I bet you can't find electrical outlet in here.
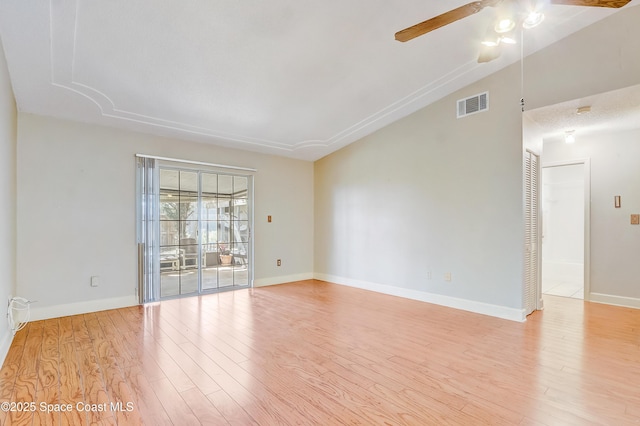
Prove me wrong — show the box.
[91,276,100,287]
[426,271,432,280]
[631,214,640,225]
[444,272,452,282]
[277,259,281,267]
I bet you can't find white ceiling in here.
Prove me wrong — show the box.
[0,0,636,161]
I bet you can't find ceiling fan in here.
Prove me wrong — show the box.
[395,0,631,62]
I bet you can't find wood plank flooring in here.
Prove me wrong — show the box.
[1,279,639,425]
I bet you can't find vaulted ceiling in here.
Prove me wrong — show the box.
[0,1,636,160]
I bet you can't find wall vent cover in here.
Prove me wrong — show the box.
[457,92,488,118]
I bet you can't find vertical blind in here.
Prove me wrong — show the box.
[136,157,160,303]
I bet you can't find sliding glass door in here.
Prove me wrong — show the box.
[199,172,250,291]
[159,169,200,297]
[137,158,252,302]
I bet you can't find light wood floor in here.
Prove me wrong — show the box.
[1,280,639,425]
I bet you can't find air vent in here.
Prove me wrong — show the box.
[457,92,488,118]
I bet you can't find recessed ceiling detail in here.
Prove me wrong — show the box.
[0,0,633,160]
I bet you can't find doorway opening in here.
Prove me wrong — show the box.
[540,161,589,300]
[137,157,253,302]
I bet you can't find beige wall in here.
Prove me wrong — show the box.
[17,114,314,319]
[314,4,640,318]
[543,129,640,306]
[525,4,640,308]
[9,4,640,327]
[0,36,17,361]
[315,64,526,318]
[525,5,640,110]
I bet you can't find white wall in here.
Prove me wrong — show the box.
[0,36,17,364]
[543,130,640,306]
[17,114,314,320]
[315,65,526,321]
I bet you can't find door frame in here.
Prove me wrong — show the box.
[540,158,591,303]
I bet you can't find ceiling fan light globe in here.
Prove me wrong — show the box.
[495,18,516,33]
[523,11,545,29]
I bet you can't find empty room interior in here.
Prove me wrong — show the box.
[1,1,640,425]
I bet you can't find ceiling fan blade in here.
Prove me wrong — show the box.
[477,45,502,63]
[550,0,630,7]
[395,0,503,42]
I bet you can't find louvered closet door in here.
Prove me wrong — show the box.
[524,151,540,316]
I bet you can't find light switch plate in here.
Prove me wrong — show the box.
[631,214,640,225]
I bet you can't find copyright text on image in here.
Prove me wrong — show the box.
[1,401,135,413]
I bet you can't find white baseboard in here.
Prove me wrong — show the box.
[253,273,314,288]
[0,329,13,367]
[589,293,640,309]
[314,273,527,322]
[29,295,139,321]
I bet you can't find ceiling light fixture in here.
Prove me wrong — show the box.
[481,38,500,47]
[565,130,576,144]
[495,18,516,33]
[500,30,517,44]
[481,30,516,49]
[523,11,545,29]
[480,7,538,52]
[481,26,502,47]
